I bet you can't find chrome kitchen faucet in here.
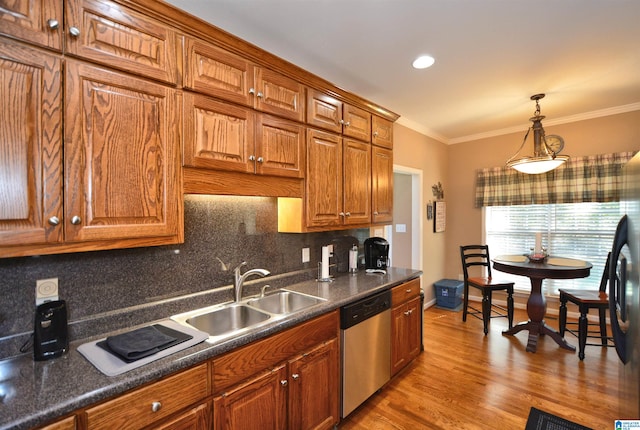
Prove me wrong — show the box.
[233,262,270,302]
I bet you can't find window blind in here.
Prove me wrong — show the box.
[485,202,622,295]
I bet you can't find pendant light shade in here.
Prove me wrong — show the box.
[507,94,569,174]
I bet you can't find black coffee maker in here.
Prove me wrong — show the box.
[364,237,390,272]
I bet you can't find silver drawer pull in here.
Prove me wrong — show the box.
[151,401,162,412]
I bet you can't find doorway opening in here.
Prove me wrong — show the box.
[388,165,423,271]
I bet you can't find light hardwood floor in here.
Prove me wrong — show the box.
[339,305,620,429]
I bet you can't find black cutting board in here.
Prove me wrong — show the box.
[96,324,193,363]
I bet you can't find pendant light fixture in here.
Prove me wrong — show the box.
[506,94,569,174]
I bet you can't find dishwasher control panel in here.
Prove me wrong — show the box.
[340,289,391,330]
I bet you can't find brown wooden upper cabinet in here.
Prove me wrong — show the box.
[184,37,305,122]
[307,89,372,142]
[372,115,394,149]
[64,0,179,84]
[0,37,182,257]
[0,0,63,50]
[303,130,371,229]
[183,93,305,178]
[372,146,394,224]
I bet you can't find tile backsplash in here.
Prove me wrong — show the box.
[0,195,368,359]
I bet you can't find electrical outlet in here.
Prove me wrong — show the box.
[36,278,59,305]
[302,247,310,263]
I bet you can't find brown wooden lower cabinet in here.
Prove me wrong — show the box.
[214,364,288,430]
[391,279,422,376]
[83,364,209,430]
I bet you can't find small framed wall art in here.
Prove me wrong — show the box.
[433,201,446,233]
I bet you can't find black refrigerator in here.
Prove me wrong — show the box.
[611,151,640,418]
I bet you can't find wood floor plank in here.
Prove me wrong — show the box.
[339,305,620,429]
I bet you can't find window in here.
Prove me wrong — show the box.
[485,202,622,295]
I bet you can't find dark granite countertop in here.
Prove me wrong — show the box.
[0,267,422,430]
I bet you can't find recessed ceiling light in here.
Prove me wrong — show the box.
[412,55,435,69]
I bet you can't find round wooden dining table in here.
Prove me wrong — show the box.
[492,256,592,353]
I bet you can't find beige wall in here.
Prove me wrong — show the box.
[444,110,640,279]
[393,124,449,302]
[394,110,640,302]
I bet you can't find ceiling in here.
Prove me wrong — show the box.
[164,0,640,144]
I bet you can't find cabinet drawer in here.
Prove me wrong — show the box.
[65,0,178,84]
[85,363,209,430]
[391,278,421,305]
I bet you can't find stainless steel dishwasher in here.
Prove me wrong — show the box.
[340,289,391,417]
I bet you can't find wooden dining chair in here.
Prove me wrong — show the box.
[558,252,615,360]
[460,245,514,335]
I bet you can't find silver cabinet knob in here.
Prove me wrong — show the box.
[70,215,82,225]
[257,157,264,163]
[151,401,162,412]
[339,212,345,217]
[47,19,59,29]
[280,380,288,386]
[406,289,413,293]
[69,26,80,37]
[249,88,255,95]
[291,373,300,380]
[48,216,60,226]
[249,155,256,161]
[256,92,264,98]
[345,212,351,217]
[373,131,379,137]
[373,211,379,215]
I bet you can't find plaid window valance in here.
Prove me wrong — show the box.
[475,151,637,207]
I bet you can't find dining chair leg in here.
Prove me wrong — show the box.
[507,289,514,329]
[462,283,469,322]
[578,306,588,361]
[559,294,568,337]
[598,307,608,346]
[482,290,491,335]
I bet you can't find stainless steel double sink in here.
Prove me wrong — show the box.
[171,290,326,342]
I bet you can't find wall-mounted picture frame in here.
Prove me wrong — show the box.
[434,201,446,233]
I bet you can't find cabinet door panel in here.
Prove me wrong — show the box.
[64,61,180,242]
[289,339,339,430]
[183,93,254,173]
[306,89,342,133]
[372,115,393,149]
[343,139,371,225]
[184,38,253,106]
[255,67,305,122]
[343,104,371,141]
[0,0,62,50]
[372,146,393,224]
[214,365,287,430]
[256,114,305,178]
[306,129,342,227]
[406,296,422,362]
[0,40,62,247]
[65,0,178,84]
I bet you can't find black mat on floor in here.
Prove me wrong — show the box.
[525,407,593,430]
